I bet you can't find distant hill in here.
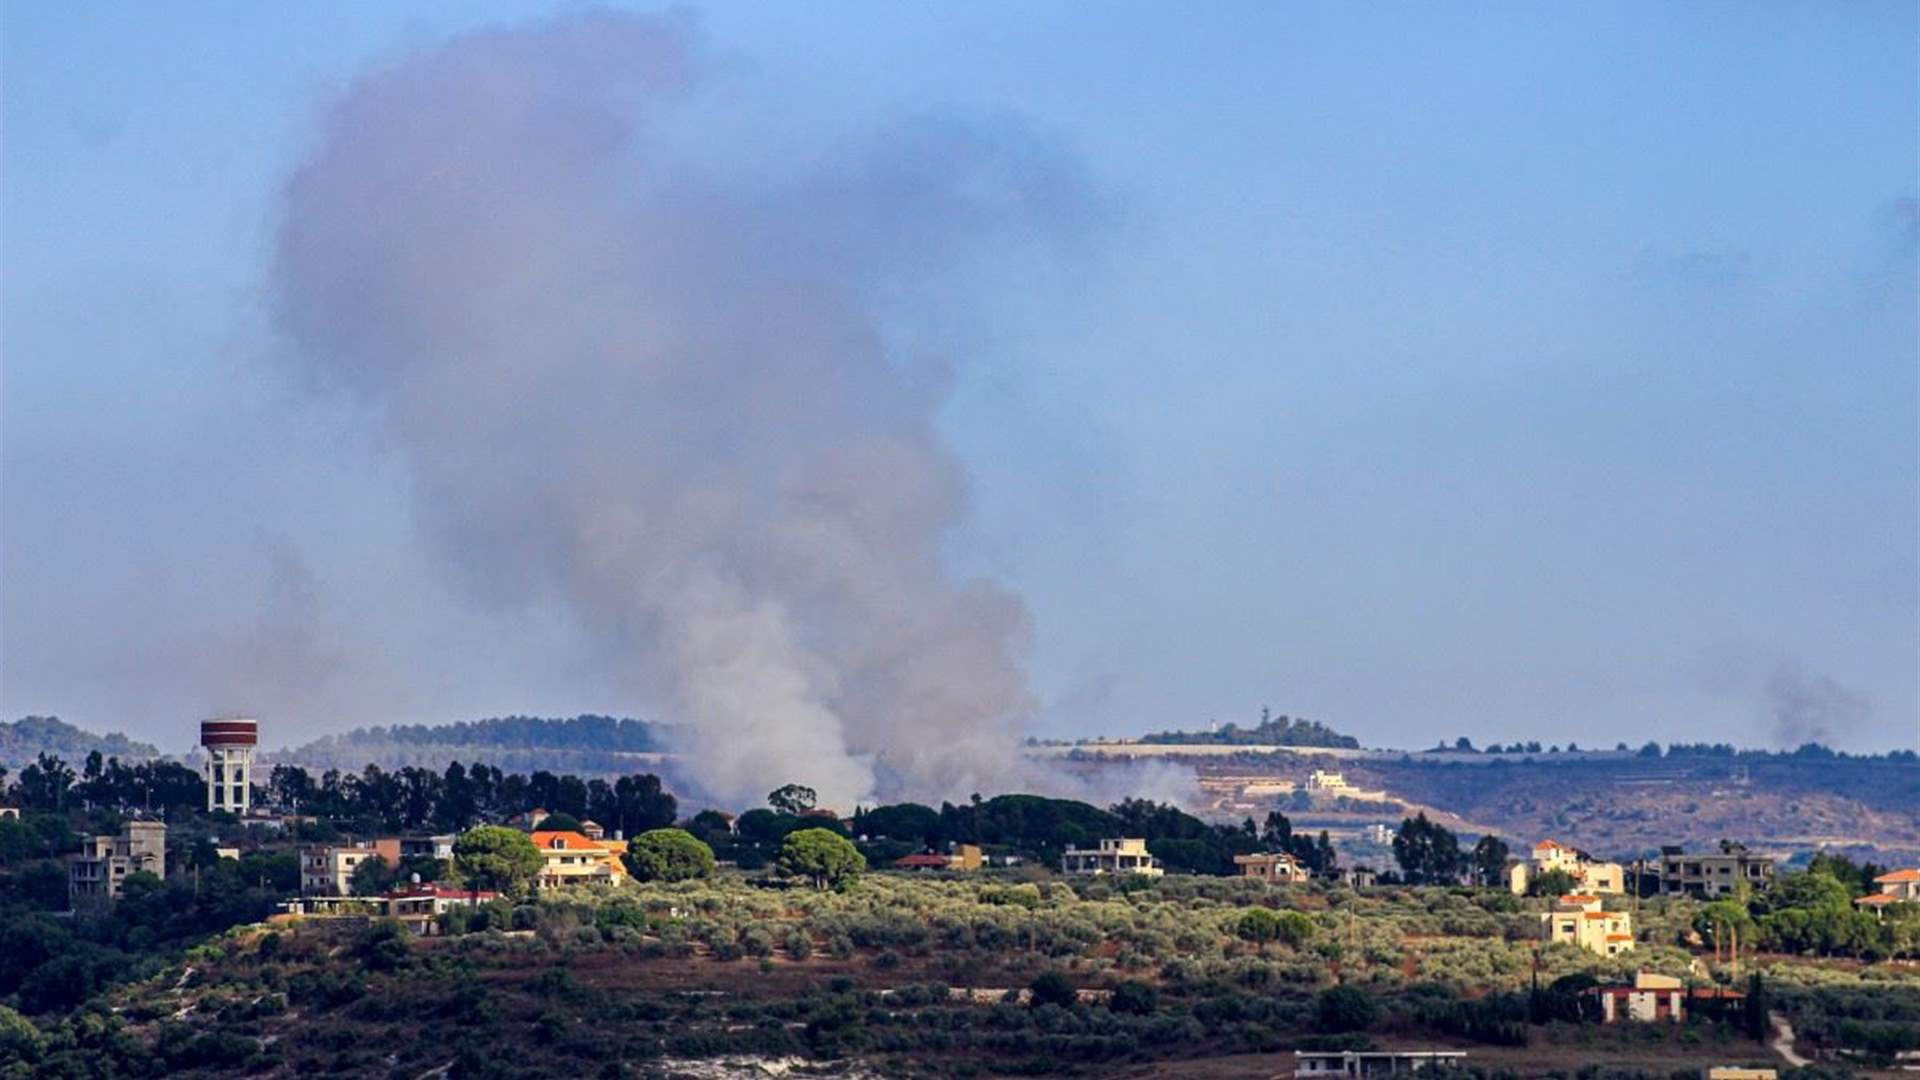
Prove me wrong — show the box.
[1312,751,1920,861]
[0,715,162,768]
[278,714,674,775]
[1140,708,1360,749]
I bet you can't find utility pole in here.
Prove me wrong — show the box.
[1730,922,1739,982]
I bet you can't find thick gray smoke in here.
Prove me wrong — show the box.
[272,12,1094,809]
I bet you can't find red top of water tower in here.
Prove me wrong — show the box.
[200,718,258,748]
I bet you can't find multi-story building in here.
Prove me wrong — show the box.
[1233,851,1311,884]
[1540,894,1635,956]
[530,830,628,889]
[386,883,500,935]
[301,844,383,896]
[1060,837,1163,877]
[399,834,456,861]
[1508,839,1625,895]
[1656,843,1774,897]
[280,883,499,935]
[69,820,167,904]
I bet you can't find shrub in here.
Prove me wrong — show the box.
[1316,985,1378,1033]
[1108,980,1158,1015]
[1028,971,1077,1010]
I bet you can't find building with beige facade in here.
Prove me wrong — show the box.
[1856,868,1920,916]
[70,820,167,904]
[1508,839,1625,895]
[1233,851,1311,884]
[301,844,382,896]
[894,843,985,872]
[1060,837,1163,877]
[531,830,628,888]
[1540,893,1635,956]
[1586,971,1745,1024]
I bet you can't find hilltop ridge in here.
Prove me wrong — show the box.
[0,716,160,768]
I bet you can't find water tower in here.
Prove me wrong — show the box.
[200,717,259,814]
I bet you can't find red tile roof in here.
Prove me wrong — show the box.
[895,854,951,868]
[1874,869,1920,883]
[530,830,605,851]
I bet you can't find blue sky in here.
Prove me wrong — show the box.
[3,3,1915,754]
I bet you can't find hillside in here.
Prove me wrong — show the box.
[1180,750,1920,862]
[0,715,161,768]
[29,874,1901,1078]
[277,714,673,775]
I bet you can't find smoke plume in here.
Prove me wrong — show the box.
[1764,661,1870,749]
[272,12,1094,809]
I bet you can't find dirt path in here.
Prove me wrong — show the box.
[1769,1011,1809,1068]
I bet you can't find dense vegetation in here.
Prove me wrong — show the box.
[1140,707,1360,748]
[278,714,675,774]
[1,739,1917,1076]
[0,717,159,769]
[5,873,1913,1077]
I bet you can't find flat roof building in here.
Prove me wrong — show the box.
[1061,837,1163,878]
[70,820,167,905]
[1657,843,1774,897]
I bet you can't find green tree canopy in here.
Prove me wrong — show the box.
[1528,867,1579,898]
[1392,813,1463,885]
[1470,835,1511,887]
[854,802,943,846]
[533,811,583,833]
[776,828,866,889]
[1027,970,1076,1009]
[1316,985,1378,1032]
[625,828,716,883]
[768,784,818,816]
[1237,907,1316,948]
[452,826,544,896]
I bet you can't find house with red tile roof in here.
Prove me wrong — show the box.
[1856,868,1920,916]
[1541,893,1635,956]
[1509,838,1625,895]
[530,830,628,889]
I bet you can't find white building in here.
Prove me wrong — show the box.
[1294,1050,1467,1076]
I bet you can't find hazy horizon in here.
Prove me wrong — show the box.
[4,4,1916,775]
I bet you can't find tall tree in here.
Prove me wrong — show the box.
[1470,835,1511,888]
[768,784,818,816]
[1392,813,1463,885]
